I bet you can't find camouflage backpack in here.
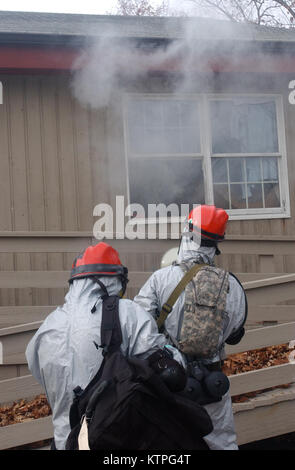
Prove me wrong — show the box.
[157,263,229,359]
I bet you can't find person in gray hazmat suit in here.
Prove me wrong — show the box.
[25,242,186,450]
[134,205,247,450]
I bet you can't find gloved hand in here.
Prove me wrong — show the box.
[225,327,245,345]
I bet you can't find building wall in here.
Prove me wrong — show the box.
[0,74,112,233]
[0,72,295,306]
[0,74,108,305]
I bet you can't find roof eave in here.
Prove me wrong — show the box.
[1,32,295,54]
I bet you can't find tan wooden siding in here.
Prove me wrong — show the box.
[1,232,295,306]
[0,74,111,234]
[0,271,294,365]
[0,416,53,450]
[1,73,295,238]
[0,73,295,307]
[0,74,108,306]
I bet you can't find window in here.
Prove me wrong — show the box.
[126,97,205,215]
[124,94,289,220]
[210,99,279,154]
[209,97,285,215]
[212,157,280,210]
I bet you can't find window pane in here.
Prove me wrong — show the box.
[128,158,205,212]
[229,158,245,182]
[212,158,227,183]
[163,101,180,127]
[246,158,262,182]
[230,184,247,209]
[264,183,280,208]
[164,128,182,154]
[247,183,263,208]
[127,99,200,155]
[128,100,144,127]
[181,126,200,154]
[210,99,278,154]
[129,126,145,154]
[213,184,229,210]
[212,157,281,210]
[144,128,166,154]
[179,101,200,129]
[144,100,163,128]
[263,157,278,181]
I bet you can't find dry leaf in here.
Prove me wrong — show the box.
[223,343,295,403]
[0,394,51,427]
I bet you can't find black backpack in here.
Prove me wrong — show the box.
[65,294,213,450]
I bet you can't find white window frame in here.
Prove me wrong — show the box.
[123,93,290,222]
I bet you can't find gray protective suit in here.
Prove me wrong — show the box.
[134,235,246,450]
[26,275,184,450]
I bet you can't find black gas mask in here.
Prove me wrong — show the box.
[147,347,187,393]
[179,362,230,406]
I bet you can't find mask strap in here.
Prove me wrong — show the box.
[118,275,128,298]
[91,277,109,313]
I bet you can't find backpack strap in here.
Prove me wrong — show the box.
[100,295,122,356]
[68,295,122,432]
[225,272,248,345]
[157,263,206,330]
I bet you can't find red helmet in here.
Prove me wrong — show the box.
[188,205,228,243]
[69,242,128,283]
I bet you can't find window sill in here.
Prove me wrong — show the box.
[227,209,290,220]
[126,210,290,224]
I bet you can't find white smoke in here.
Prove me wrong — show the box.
[70,16,270,109]
[70,17,226,108]
[71,35,186,109]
